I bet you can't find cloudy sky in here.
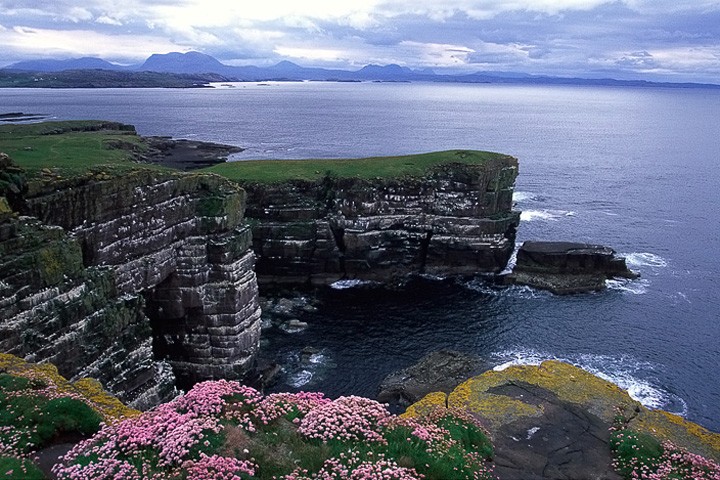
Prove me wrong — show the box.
[1,0,719,82]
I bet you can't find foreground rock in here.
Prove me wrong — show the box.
[242,152,521,285]
[405,361,720,479]
[1,159,261,407]
[378,350,487,406]
[506,241,638,294]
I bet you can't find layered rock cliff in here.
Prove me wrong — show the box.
[1,166,261,407]
[240,153,520,285]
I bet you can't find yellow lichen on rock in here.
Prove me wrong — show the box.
[0,196,12,216]
[633,410,720,462]
[405,359,720,462]
[0,353,138,422]
[447,374,542,429]
[401,391,447,418]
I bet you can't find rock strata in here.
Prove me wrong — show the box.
[1,160,261,406]
[506,241,638,294]
[242,154,520,285]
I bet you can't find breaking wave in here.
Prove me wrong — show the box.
[520,209,576,222]
[491,349,688,416]
[623,252,668,269]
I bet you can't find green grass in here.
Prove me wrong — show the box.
[0,456,46,480]
[0,120,155,176]
[204,149,510,183]
[610,428,664,479]
[0,377,103,452]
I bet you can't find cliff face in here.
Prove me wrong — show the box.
[243,157,520,285]
[1,168,261,407]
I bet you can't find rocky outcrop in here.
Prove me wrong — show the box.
[506,241,638,294]
[405,361,720,479]
[377,350,488,406]
[1,165,261,407]
[242,153,520,285]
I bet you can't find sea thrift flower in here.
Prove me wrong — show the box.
[299,396,391,443]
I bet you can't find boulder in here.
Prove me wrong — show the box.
[506,241,638,294]
[377,350,487,406]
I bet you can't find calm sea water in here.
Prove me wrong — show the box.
[2,82,719,430]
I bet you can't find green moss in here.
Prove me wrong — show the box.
[36,240,84,286]
[0,456,47,480]
[205,150,515,183]
[610,428,664,479]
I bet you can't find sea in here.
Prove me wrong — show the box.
[2,82,719,431]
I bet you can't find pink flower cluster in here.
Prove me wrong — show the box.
[49,380,497,480]
[254,392,331,425]
[299,396,391,443]
[53,380,259,480]
[618,440,720,480]
[186,453,257,480]
[287,451,423,480]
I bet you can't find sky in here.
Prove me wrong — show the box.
[1,1,719,82]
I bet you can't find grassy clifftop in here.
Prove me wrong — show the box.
[0,120,156,177]
[205,149,516,183]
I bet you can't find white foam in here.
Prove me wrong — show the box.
[330,279,378,290]
[288,370,313,388]
[606,278,649,295]
[491,349,688,416]
[465,280,549,299]
[526,427,540,440]
[520,209,575,222]
[512,191,535,202]
[308,353,326,365]
[623,252,668,269]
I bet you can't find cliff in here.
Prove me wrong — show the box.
[225,151,520,285]
[1,163,261,407]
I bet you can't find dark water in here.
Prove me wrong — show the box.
[2,83,719,430]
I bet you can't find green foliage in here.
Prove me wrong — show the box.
[248,421,331,479]
[205,150,509,183]
[41,398,102,438]
[610,428,663,479]
[0,382,101,452]
[437,414,494,460]
[0,456,47,480]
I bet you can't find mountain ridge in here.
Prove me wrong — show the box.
[4,51,720,88]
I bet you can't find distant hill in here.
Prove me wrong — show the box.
[0,69,231,88]
[139,51,229,75]
[7,57,128,72]
[3,51,719,89]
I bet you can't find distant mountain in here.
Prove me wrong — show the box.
[356,64,415,80]
[7,57,128,72]
[139,51,230,75]
[3,51,719,89]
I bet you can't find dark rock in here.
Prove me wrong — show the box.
[507,241,638,294]
[378,350,486,405]
[488,382,622,480]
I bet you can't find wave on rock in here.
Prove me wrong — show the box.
[491,348,688,416]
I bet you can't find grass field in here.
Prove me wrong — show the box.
[0,120,153,176]
[204,149,509,183]
[1,120,508,183]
